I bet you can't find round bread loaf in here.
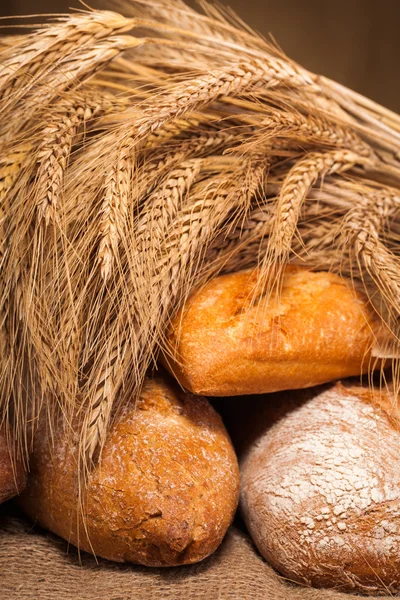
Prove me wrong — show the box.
[240,383,400,594]
[19,375,239,566]
[0,427,27,504]
[163,266,381,396]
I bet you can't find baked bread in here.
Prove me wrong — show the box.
[0,427,27,504]
[19,375,239,566]
[163,266,381,396]
[240,382,400,594]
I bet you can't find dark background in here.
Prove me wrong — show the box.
[1,0,399,111]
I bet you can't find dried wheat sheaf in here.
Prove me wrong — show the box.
[1,0,400,471]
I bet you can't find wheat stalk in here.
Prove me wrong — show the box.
[98,147,134,282]
[81,156,265,464]
[139,58,318,130]
[36,93,120,225]
[137,128,238,202]
[2,3,400,469]
[254,110,372,156]
[1,95,122,396]
[61,128,240,399]
[95,128,237,282]
[152,156,267,336]
[263,150,368,275]
[343,187,400,311]
[22,36,140,131]
[104,54,319,167]
[0,11,136,109]
[83,158,203,461]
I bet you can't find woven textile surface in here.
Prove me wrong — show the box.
[0,507,394,600]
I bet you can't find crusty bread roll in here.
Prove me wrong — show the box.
[240,382,400,594]
[0,427,27,504]
[163,266,381,396]
[19,375,239,566]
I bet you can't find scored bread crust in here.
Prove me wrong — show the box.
[163,266,381,396]
[19,375,239,566]
[0,427,27,504]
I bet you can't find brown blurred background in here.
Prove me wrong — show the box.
[1,0,399,111]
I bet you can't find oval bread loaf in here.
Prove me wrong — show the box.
[19,375,240,566]
[0,427,27,504]
[163,266,381,396]
[240,383,400,594]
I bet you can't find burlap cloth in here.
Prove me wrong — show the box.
[0,504,394,600]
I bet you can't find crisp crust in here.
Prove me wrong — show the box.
[0,428,27,504]
[19,375,239,566]
[240,383,400,594]
[163,266,381,396]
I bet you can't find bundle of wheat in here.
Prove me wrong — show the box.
[1,0,400,476]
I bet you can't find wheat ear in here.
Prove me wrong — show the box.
[344,188,400,313]
[154,156,267,340]
[82,158,203,463]
[36,94,119,225]
[106,54,318,162]
[258,110,372,156]
[98,147,134,282]
[0,12,136,115]
[266,150,367,269]
[96,128,237,281]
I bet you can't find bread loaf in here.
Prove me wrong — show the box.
[163,266,381,396]
[0,427,27,504]
[240,382,400,594]
[19,375,239,566]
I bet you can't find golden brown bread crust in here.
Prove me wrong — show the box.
[163,266,381,396]
[0,427,27,504]
[19,375,239,566]
[240,383,400,594]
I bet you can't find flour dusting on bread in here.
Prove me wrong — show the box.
[241,383,400,593]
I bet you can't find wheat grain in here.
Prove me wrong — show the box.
[96,127,237,282]
[204,197,343,275]
[81,156,266,463]
[138,128,237,198]
[0,36,142,148]
[140,58,317,132]
[0,143,32,202]
[64,129,239,416]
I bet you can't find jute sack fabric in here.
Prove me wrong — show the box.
[0,508,394,600]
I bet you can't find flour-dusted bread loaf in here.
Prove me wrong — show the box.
[240,382,400,594]
[163,266,381,396]
[19,375,239,566]
[0,427,27,504]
